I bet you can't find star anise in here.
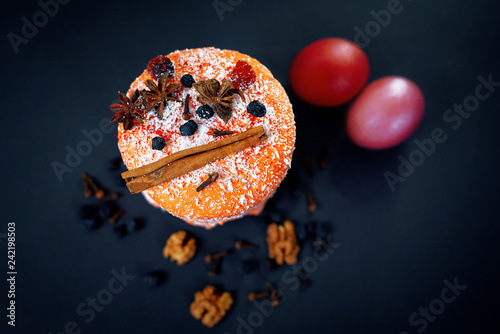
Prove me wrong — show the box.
[140,74,181,120]
[109,90,145,130]
[193,79,245,123]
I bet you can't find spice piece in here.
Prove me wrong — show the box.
[235,240,259,250]
[248,283,281,306]
[196,172,219,192]
[307,190,318,212]
[266,220,300,266]
[229,60,257,91]
[267,283,282,306]
[163,231,196,265]
[121,126,267,194]
[204,249,232,263]
[193,79,245,123]
[140,74,181,119]
[81,173,93,197]
[248,290,271,301]
[81,173,105,199]
[182,94,191,120]
[190,285,233,328]
[109,90,145,130]
[108,209,124,224]
[205,249,233,276]
[211,129,235,137]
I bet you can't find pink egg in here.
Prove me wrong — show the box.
[347,76,425,149]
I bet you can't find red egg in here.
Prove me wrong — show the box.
[346,76,424,149]
[289,38,370,107]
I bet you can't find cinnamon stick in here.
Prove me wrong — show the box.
[122,125,267,194]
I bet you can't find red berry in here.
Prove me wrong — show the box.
[147,55,174,79]
[229,60,256,90]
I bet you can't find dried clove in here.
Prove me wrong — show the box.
[182,94,191,120]
[307,190,318,212]
[196,172,219,192]
[235,240,259,250]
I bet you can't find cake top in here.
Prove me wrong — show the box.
[111,47,295,227]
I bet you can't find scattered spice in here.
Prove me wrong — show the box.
[211,129,235,137]
[196,172,219,192]
[81,173,105,199]
[109,90,145,131]
[235,240,259,250]
[190,285,233,328]
[204,249,233,263]
[248,283,281,306]
[205,249,233,276]
[81,173,93,197]
[108,209,124,224]
[193,79,245,123]
[121,126,267,194]
[140,74,181,119]
[248,290,270,301]
[163,231,196,265]
[266,220,300,266]
[307,190,318,212]
[182,94,191,120]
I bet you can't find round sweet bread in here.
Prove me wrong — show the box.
[115,47,295,228]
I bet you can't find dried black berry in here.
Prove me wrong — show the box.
[79,204,99,219]
[180,74,195,88]
[315,222,328,240]
[295,224,307,242]
[126,218,145,233]
[179,120,198,136]
[97,200,114,220]
[143,270,167,287]
[152,136,166,150]
[113,223,128,238]
[259,259,277,272]
[107,157,122,171]
[81,217,103,230]
[238,259,258,275]
[247,100,267,117]
[305,222,317,239]
[196,105,214,119]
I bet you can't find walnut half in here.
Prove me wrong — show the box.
[162,230,196,265]
[190,285,233,328]
[266,220,300,265]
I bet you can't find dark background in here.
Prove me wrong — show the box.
[1,0,499,333]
